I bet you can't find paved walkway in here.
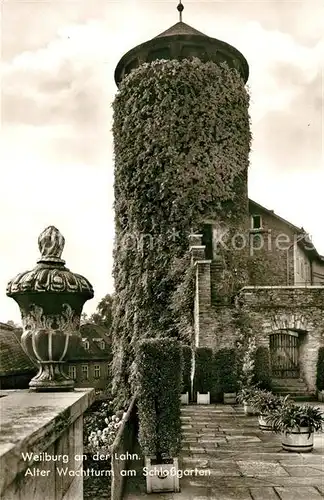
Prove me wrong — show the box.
[124,403,324,500]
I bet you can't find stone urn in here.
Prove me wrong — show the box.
[6,226,94,391]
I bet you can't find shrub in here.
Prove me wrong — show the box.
[136,338,182,461]
[253,346,272,390]
[214,348,238,393]
[88,411,126,456]
[182,345,192,395]
[236,334,257,390]
[194,347,214,394]
[83,401,114,444]
[316,347,324,391]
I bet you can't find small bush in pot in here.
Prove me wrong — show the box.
[136,337,182,460]
[194,347,213,403]
[253,346,272,390]
[181,344,192,402]
[266,403,324,452]
[215,348,238,403]
[136,338,182,492]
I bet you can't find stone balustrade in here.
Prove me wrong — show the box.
[0,388,95,500]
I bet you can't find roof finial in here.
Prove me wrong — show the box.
[177,1,184,22]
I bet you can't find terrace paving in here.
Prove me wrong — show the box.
[124,403,324,500]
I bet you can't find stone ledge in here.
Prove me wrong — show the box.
[241,286,324,290]
[0,388,95,496]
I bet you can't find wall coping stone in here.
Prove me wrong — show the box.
[240,286,324,290]
[0,388,95,496]
[111,394,137,454]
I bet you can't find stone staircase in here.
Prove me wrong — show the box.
[272,378,315,401]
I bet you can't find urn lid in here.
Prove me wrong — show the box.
[114,1,249,86]
[6,226,94,298]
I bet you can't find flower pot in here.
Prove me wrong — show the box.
[223,392,237,404]
[243,402,257,415]
[258,414,272,431]
[144,457,180,493]
[180,392,189,405]
[197,392,210,404]
[281,427,314,452]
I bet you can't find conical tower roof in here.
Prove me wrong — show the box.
[114,4,249,86]
[155,21,206,38]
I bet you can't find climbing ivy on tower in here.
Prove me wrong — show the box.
[112,58,251,405]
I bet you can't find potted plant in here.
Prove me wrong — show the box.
[267,402,324,452]
[194,347,213,404]
[249,390,287,430]
[136,338,182,493]
[181,345,192,404]
[215,348,238,404]
[316,347,324,402]
[237,386,258,415]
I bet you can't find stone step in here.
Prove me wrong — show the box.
[272,379,308,388]
[272,388,309,393]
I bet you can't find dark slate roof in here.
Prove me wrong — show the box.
[66,323,112,362]
[0,323,36,376]
[155,21,206,38]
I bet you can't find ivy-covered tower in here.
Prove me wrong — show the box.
[112,2,251,404]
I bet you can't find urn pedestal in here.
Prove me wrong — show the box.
[6,226,94,391]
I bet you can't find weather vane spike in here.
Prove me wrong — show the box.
[177,1,184,22]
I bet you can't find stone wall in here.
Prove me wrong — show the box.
[238,286,324,392]
[199,306,238,350]
[0,388,95,500]
[194,265,324,392]
[246,208,296,286]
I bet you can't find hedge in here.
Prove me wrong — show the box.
[194,347,214,394]
[182,345,192,395]
[111,57,251,404]
[135,338,182,460]
[316,347,324,391]
[214,348,238,393]
[253,346,272,390]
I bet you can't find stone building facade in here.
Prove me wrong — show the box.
[192,203,324,394]
[64,323,112,399]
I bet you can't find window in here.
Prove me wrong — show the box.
[94,365,100,379]
[201,224,213,260]
[82,339,89,350]
[301,261,304,279]
[251,215,262,229]
[100,341,105,350]
[69,365,76,380]
[82,364,89,380]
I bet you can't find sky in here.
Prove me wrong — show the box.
[0,0,323,324]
